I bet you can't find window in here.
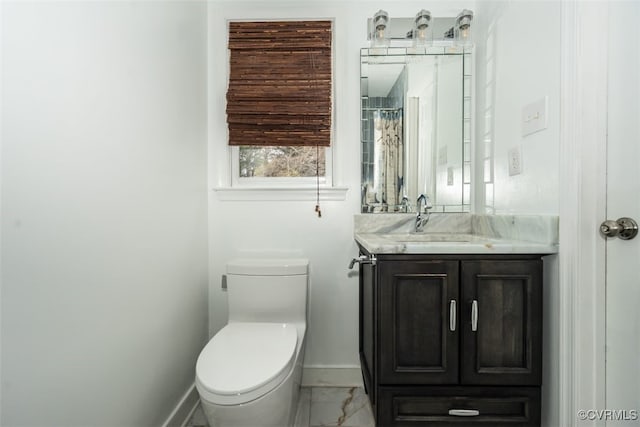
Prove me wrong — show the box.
[226,21,332,186]
[230,145,331,187]
[238,146,325,178]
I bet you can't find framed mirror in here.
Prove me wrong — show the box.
[360,47,472,213]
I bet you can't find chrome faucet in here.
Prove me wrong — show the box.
[415,194,432,232]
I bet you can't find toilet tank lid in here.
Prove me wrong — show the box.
[227,258,308,276]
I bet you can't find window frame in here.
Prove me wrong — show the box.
[226,19,335,190]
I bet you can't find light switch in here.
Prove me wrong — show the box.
[447,167,454,186]
[522,97,548,136]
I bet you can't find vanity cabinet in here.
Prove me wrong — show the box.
[358,251,543,427]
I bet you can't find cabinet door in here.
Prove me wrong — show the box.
[461,260,542,386]
[359,258,376,406]
[379,260,459,385]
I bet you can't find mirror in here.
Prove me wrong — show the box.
[360,47,472,213]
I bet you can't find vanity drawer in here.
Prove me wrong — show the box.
[377,386,540,427]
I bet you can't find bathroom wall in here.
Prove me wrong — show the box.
[207,0,473,370]
[473,2,561,426]
[474,1,561,215]
[0,0,563,424]
[1,2,208,425]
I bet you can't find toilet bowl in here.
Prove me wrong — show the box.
[195,258,308,427]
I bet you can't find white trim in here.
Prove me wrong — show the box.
[162,383,200,427]
[213,186,349,201]
[0,1,4,423]
[559,2,608,426]
[179,399,201,427]
[226,18,337,191]
[559,3,579,424]
[469,45,479,213]
[301,367,363,388]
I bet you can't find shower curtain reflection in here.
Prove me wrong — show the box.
[372,109,404,211]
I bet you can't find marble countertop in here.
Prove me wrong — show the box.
[355,232,558,255]
[354,213,559,255]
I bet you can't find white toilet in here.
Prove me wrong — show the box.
[195,258,309,427]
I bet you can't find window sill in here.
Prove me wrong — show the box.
[213,186,350,202]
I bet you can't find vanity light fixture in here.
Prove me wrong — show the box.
[371,10,390,47]
[413,9,432,46]
[455,9,474,46]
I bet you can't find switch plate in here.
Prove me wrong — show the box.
[447,167,454,186]
[508,146,523,176]
[522,96,548,136]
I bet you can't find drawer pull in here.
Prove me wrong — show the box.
[471,299,478,332]
[449,300,457,331]
[449,409,480,417]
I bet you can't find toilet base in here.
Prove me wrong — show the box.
[199,357,302,427]
[198,333,305,427]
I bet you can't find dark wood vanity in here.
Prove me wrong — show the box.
[358,247,543,426]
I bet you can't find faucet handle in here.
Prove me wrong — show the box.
[424,195,433,210]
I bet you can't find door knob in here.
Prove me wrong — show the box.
[600,217,638,240]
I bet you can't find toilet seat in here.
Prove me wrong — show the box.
[196,322,298,405]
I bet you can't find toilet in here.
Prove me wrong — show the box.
[195,258,309,427]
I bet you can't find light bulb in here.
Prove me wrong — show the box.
[371,10,390,47]
[455,9,474,46]
[413,9,431,46]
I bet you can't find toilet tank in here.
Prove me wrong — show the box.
[226,258,308,324]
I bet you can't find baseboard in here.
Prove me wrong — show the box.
[301,366,363,387]
[162,383,200,427]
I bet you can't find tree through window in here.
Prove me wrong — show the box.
[239,146,326,178]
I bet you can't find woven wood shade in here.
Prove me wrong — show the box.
[227,21,332,147]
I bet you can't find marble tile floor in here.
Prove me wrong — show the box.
[186,386,375,427]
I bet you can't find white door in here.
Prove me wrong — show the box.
[605,2,640,424]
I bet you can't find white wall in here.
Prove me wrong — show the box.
[207,0,473,369]
[474,2,561,426]
[474,1,561,215]
[1,2,208,425]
